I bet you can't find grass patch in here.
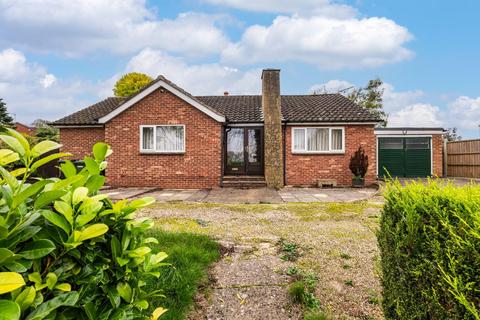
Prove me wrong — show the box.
[145,229,220,320]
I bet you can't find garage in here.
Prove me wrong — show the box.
[375,128,445,178]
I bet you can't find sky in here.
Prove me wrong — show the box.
[0,0,479,138]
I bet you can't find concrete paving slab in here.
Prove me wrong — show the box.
[146,189,199,202]
[204,188,283,204]
[103,187,158,200]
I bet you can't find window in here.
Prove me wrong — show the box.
[292,127,344,153]
[406,137,430,149]
[140,125,185,153]
[379,138,403,150]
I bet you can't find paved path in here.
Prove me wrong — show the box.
[103,187,378,203]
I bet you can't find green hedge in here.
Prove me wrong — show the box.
[378,180,480,319]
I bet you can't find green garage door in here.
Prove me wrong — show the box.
[378,137,431,178]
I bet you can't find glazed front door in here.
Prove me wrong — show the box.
[225,127,264,175]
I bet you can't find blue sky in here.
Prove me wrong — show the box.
[0,0,479,137]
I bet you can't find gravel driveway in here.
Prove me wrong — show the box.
[140,200,384,319]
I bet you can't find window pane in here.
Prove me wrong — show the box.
[156,126,184,151]
[406,138,430,149]
[142,127,154,150]
[380,138,403,149]
[307,128,328,151]
[293,129,305,151]
[331,129,343,150]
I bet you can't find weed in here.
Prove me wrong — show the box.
[287,266,300,276]
[344,280,354,287]
[304,310,330,320]
[367,290,380,305]
[340,253,351,260]
[289,281,306,303]
[342,264,351,270]
[277,238,302,261]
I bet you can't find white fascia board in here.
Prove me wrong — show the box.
[98,80,225,123]
[375,129,444,135]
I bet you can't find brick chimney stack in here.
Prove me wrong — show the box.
[224,91,229,96]
[262,69,284,189]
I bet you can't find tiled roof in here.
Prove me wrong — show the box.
[52,82,379,125]
[52,97,125,125]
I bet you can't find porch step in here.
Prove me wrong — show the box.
[222,176,266,188]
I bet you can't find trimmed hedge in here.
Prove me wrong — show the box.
[378,179,480,319]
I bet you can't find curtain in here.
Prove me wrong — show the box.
[307,128,328,151]
[331,129,343,150]
[156,126,184,151]
[293,129,305,151]
[142,127,154,150]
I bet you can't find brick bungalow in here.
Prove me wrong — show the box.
[52,69,427,189]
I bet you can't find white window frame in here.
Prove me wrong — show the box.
[139,124,186,154]
[291,127,345,154]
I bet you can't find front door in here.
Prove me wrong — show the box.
[225,127,264,175]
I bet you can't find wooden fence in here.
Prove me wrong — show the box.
[447,139,480,178]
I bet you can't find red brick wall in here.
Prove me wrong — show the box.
[59,127,105,159]
[104,88,222,188]
[285,125,377,186]
[432,134,444,177]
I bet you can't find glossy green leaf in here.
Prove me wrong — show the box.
[76,224,108,242]
[134,299,148,309]
[116,282,132,303]
[0,299,21,320]
[31,140,62,158]
[24,291,79,320]
[0,166,19,189]
[0,272,25,294]
[5,128,30,154]
[0,149,19,166]
[34,190,67,209]
[129,197,155,209]
[0,248,15,265]
[151,307,168,320]
[59,160,76,178]
[144,237,159,244]
[111,236,121,262]
[45,273,57,290]
[55,283,71,292]
[19,239,55,259]
[75,212,96,228]
[53,201,73,225]
[28,272,42,284]
[128,246,151,258]
[5,259,33,273]
[41,210,70,234]
[72,187,89,205]
[51,174,83,190]
[83,157,100,175]
[0,135,25,156]
[14,286,36,312]
[13,180,51,209]
[93,142,110,162]
[85,175,105,193]
[31,153,71,171]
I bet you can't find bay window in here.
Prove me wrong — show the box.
[140,125,185,153]
[292,127,344,153]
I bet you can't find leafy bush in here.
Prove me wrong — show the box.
[0,128,167,319]
[378,179,480,319]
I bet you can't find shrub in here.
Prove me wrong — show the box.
[378,179,480,319]
[349,147,368,178]
[0,128,167,319]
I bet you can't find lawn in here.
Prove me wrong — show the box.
[139,199,384,319]
[145,230,220,320]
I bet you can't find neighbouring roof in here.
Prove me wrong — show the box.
[52,77,380,126]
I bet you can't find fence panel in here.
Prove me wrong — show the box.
[447,139,480,178]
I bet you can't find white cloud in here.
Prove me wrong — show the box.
[222,15,413,68]
[120,48,261,95]
[309,80,354,93]
[0,1,230,57]
[202,0,357,18]
[382,83,424,112]
[448,96,480,130]
[40,74,57,88]
[0,48,94,124]
[388,104,443,127]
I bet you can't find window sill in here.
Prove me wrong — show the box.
[140,151,185,155]
[291,151,345,155]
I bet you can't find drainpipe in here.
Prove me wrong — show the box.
[283,121,287,186]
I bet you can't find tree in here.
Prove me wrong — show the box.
[0,98,14,128]
[444,127,462,142]
[32,119,60,142]
[347,78,388,127]
[113,72,153,97]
